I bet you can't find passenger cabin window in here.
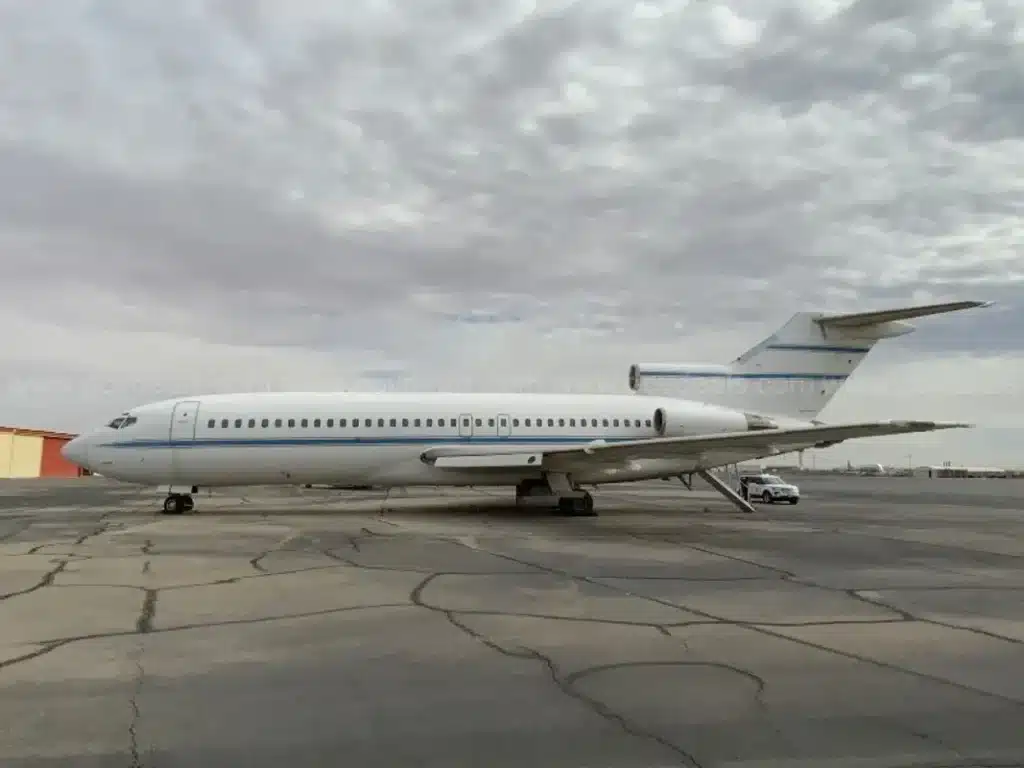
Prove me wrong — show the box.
[234,419,242,428]
[261,418,269,427]
[275,419,282,427]
[248,419,255,428]
[301,419,308,428]
[327,419,334,427]
[314,419,321,427]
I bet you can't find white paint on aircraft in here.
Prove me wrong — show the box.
[62,301,989,515]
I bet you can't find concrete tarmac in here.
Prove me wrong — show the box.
[1,475,1022,767]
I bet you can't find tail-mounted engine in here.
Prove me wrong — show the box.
[652,405,776,437]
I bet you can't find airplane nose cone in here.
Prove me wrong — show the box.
[62,436,89,469]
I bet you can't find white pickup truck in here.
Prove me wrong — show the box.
[738,474,800,504]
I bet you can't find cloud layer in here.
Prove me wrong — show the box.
[1,0,1022,466]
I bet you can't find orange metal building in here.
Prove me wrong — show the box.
[0,426,84,478]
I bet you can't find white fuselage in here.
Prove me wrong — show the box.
[66,391,793,488]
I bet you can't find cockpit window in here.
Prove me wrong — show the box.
[106,416,137,429]
[121,416,137,428]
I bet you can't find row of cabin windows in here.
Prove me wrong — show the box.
[205,416,654,430]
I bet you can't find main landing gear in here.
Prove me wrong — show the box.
[161,486,198,514]
[516,475,596,516]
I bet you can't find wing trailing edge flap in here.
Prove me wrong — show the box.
[420,421,971,471]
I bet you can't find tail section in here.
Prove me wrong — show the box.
[628,300,991,420]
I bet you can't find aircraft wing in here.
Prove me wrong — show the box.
[420,420,970,472]
[540,420,968,468]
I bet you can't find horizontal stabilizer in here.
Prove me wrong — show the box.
[817,301,993,328]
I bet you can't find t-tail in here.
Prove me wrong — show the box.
[628,300,992,421]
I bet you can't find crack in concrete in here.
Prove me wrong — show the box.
[127,580,156,768]
[248,552,269,572]
[137,590,157,634]
[5,488,1022,765]
[386,523,1024,714]
[0,558,68,601]
[0,603,417,672]
[128,650,145,768]
[408,573,703,766]
[632,530,1024,647]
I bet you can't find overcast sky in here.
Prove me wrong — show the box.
[1,0,1021,467]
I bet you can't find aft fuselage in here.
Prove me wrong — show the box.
[63,391,804,488]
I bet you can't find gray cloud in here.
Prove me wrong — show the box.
[1,0,1022,464]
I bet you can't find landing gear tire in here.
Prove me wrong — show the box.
[761,491,772,504]
[555,492,595,517]
[162,494,194,515]
[788,498,798,505]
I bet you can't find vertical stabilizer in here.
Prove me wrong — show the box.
[628,301,991,420]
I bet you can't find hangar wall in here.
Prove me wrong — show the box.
[41,436,83,477]
[0,432,11,477]
[9,434,43,477]
[0,427,83,478]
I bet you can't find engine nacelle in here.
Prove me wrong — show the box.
[650,401,763,437]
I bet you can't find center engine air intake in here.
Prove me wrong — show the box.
[653,407,666,436]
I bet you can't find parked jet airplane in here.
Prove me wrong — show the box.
[62,300,988,516]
